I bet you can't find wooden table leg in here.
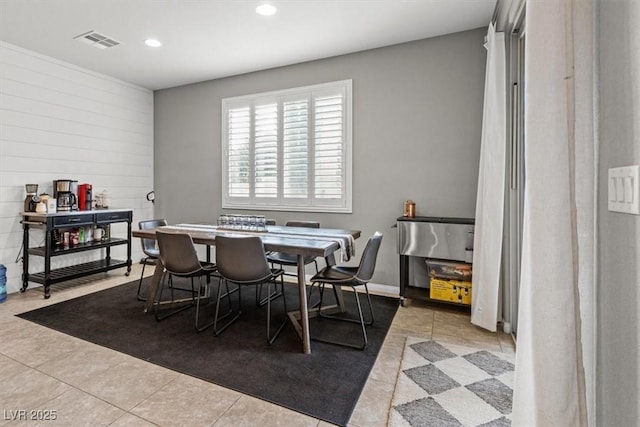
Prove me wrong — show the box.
[143,261,165,313]
[297,254,311,354]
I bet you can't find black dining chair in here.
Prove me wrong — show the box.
[154,230,218,324]
[213,235,288,344]
[309,232,383,350]
[267,220,320,273]
[264,220,320,306]
[136,218,168,301]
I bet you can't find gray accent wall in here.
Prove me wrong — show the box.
[597,2,640,425]
[154,28,487,286]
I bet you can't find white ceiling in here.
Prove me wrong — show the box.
[0,0,496,91]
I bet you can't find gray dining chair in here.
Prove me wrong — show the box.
[309,232,383,350]
[136,218,167,301]
[154,230,218,324]
[213,235,288,344]
[264,220,320,306]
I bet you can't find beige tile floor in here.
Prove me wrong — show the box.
[0,265,515,426]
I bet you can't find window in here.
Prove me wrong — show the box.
[222,80,352,213]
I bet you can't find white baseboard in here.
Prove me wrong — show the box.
[366,282,400,297]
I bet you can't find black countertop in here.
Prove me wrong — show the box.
[396,216,475,225]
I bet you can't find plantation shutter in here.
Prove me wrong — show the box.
[314,93,344,200]
[227,106,250,198]
[283,99,309,198]
[254,103,278,198]
[222,80,351,212]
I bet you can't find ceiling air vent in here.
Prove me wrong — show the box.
[73,31,120,49]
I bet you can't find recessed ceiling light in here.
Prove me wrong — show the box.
[256,3,277,16]
[145,39,162,47]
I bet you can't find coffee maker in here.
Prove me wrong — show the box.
[24,184,39,212]
[78,183,92,211]
[53,179,78,212]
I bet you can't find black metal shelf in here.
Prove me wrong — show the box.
[27,259,128,285]
[28,238,128,257]
[21,209,132,298]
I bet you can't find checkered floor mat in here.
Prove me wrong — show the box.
[388,338,515,427]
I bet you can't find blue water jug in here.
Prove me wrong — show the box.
[0,264,6,303]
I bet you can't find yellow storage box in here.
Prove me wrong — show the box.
[429,278,472,305]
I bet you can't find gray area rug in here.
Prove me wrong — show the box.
[389,338,515,427]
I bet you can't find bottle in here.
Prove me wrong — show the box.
[0,264,7,303]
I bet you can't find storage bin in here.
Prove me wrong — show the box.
[426,259,472,281]
[429,278,472,305]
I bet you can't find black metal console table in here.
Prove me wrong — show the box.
[21,209,133,298]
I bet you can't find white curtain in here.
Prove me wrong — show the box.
[512,0,594,424]
[471,22,506,332]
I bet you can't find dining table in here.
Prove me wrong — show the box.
[132,223,361,354]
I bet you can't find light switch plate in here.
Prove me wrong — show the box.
[608,165,640,214]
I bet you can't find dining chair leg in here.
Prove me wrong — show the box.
[310,283,372,350]
[267,276,289,345]
[136,256,150,301]
[256,281,282,307]
[363,284,375,325]
[154,271,195,321]
[169,275,175,302]
[213,279,241,336]
[196,276,227,332]
[195,276,210,332]
[352,288,369,349]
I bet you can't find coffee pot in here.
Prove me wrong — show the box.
[57,192,76,212]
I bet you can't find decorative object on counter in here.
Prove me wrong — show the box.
[35,201,47,213]
[94,190,110,209]
[24,184,39,212]
[403,200,416,218]
[39,193,50,211]
[100,190,109,208]
[0,264,6,303]
[46,197,57,213]
[217,214,268,232]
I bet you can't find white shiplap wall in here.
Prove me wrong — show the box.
[0,41,154,294]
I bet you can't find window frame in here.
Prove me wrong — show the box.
[221,79,353,213]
